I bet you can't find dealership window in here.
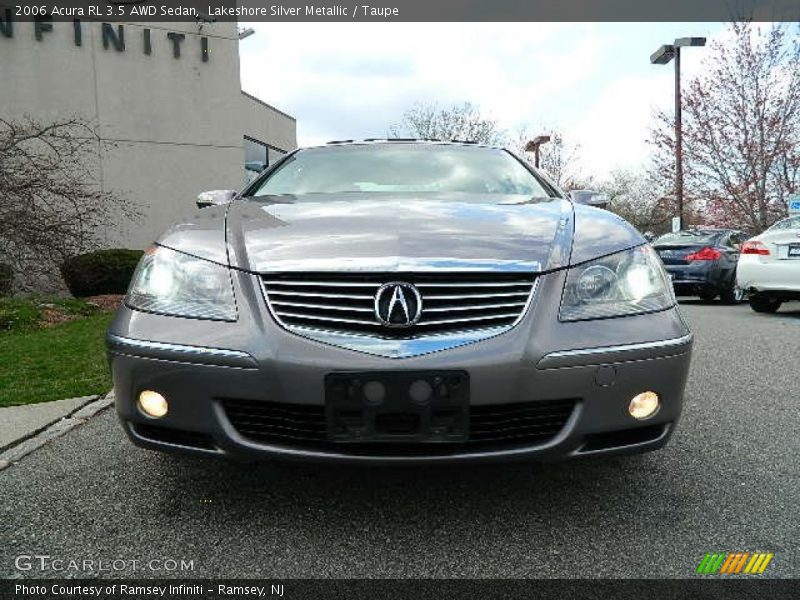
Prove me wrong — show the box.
[268,147,286,167]
[244,137,287,183]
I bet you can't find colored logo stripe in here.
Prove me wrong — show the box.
[698,552,773,575]
[721,553,747,574]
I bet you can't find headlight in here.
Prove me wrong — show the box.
[126,246,237,321]
[559,245,674,321]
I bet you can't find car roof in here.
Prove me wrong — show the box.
[691,227,737,232]
[304,139,500,150]
[654,229,740,244]
[664,228,738,235]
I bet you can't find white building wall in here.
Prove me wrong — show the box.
[0,18,296,249]
[241,91,297,154]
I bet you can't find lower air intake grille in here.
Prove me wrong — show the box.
[221,398,575,455]
[261,272,535,338]
[132,423,216,451]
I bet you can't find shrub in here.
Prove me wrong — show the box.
[61,249,143,297]
[0,264,12,296]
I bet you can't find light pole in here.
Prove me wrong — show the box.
[524,135,551,169]
[650,37,706,230]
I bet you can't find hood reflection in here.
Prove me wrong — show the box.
[227,194,571,273]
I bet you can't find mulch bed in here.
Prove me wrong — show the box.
[84,294,124,312]
[38,295,123,328]
[39,307,78,327]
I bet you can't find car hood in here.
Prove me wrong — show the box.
[224,193,575,273]
[155,193,645,273]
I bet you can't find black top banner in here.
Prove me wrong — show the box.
[1,0,799,22]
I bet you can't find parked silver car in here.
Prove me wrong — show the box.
[107,141,692,463]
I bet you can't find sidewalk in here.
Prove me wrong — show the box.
[0,392,114,469]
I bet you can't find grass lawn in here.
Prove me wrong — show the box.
[0,298,115,407]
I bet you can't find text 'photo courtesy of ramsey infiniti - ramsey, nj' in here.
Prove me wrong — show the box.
[106,140,693,464]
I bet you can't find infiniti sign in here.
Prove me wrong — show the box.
[374,283,422,327]
[0,16,211,62]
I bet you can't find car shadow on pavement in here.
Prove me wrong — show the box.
[774,305,800,319]
[149,450,663,529]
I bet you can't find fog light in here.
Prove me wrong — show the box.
[138,390,168,418]
[628,391,660,420]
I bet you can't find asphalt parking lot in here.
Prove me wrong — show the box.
[1,301,799,579]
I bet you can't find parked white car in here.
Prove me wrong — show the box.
[737,215,800,313]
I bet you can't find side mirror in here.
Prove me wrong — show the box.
[196,189,236,209]
[570,190,609,209]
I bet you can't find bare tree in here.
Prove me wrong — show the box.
[389,102,506,145]
[539,133,579,189]
[0,117,137,292]
[602,169,673,234]
[390,105,594,190]
[650,22,800,233]
[512,127,586,189]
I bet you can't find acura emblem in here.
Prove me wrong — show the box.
[374,283,423,327]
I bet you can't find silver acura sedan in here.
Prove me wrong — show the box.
[107,140,693,463]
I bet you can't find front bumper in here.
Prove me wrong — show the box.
[663,263,723,295]
[737,256,800,294]
[109,335,691,463]
[107,269,693,464]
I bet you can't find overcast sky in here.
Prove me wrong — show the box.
[239,22,727,180]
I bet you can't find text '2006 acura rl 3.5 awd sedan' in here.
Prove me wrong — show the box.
[107,140,693,463]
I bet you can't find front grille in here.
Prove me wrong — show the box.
[580,423,667,452]
[468,400,575,445]
[132,423,216,451]
[261,272,535,337]
[221,398,575,455]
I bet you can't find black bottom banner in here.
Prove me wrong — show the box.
[1,579,799,600]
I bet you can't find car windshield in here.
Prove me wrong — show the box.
[248,144,553,198]
[655,231,723,246]
[768,216,800,231]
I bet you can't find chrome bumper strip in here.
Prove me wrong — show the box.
[251,256,543,273]
[106,334,258,369]
[537,334,693,369]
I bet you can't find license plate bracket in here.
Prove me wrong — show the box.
[326,371,469,443]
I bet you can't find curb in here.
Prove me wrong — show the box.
[0,391,114,471]
[0,394,98,454]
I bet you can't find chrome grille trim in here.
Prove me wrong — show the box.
[260,273,539,358]
[270,300,375,313]
[414,312,522,326]
[420,291,530,300]
[423,301,527,313]
[268,290,375,300]
[263,280,378,287]
[275,311,379,326]
[415,281,533,288]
